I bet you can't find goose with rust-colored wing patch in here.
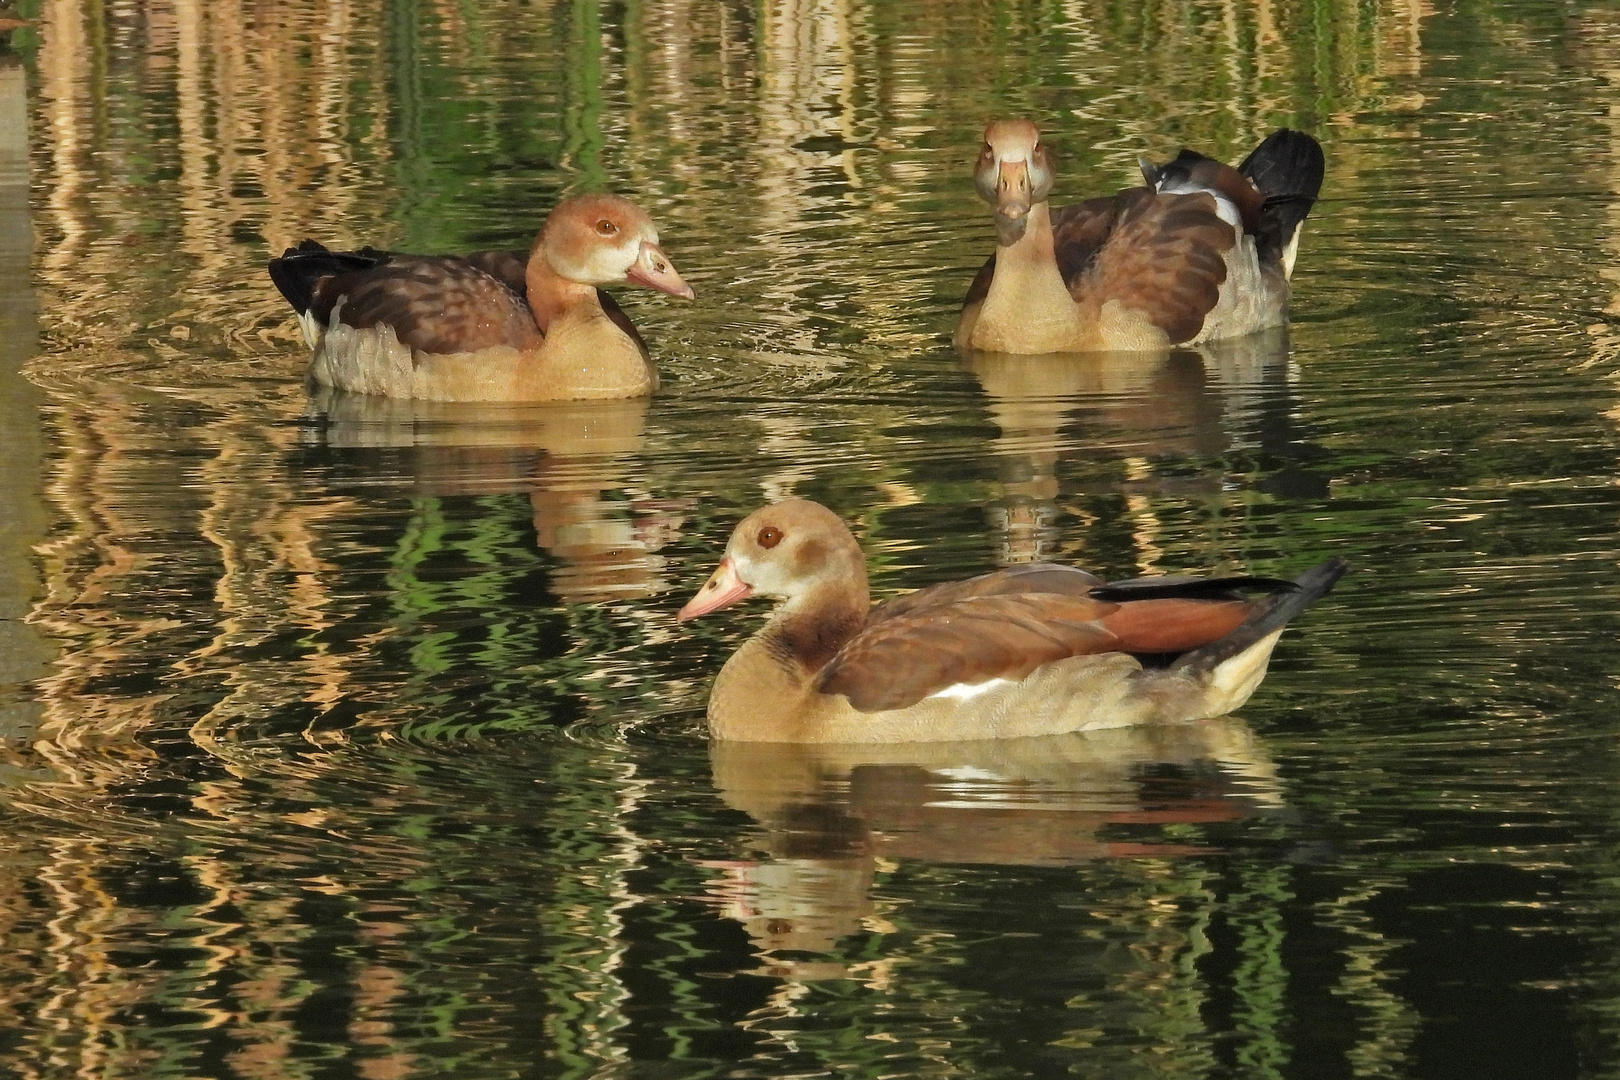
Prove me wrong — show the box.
[677,498,1346,743]
[955,121,1324,354]
[268,194,693,402]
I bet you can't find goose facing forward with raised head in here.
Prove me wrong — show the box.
[678,499,1345,743]
[956,121,1324,354]
[268,194,693,402]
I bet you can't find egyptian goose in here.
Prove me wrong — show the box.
[955,121,1324,354]
[268,194,693,402]
[678,499,1345,743]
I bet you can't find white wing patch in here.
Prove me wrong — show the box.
[1282,225,1303,280]
[1152,176,1244,232]
[928,678,1014,702]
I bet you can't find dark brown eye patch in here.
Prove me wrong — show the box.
[596,219,618,234]
[757,526,783,549]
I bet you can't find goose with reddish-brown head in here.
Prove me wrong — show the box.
[679,499,1345,743]
[269,194,693,402]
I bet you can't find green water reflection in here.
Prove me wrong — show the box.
[2,0,1620,1077]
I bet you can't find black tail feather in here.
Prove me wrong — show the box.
[1237,129,1325,269]
[1168,557,1347,676]
[266,241,391,315]
[1092,574,1299,604]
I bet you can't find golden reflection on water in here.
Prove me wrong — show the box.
[21,0,1620,1075]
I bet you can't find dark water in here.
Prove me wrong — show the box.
[2,0,1620,1076]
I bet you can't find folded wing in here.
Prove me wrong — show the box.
[1067,188,1236,344]
[821,565,1333,714]
[817,592,1124,712]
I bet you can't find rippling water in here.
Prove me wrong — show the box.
[2,0,1620,1076]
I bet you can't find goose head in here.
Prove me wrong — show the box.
[974,120,1055,245]
[678,499,867,622]
[535,193,694,299]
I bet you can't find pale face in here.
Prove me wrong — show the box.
[537,193,694,298]
[678,499,864,621]
[974,120,1056,244]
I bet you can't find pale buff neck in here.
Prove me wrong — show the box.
[974,200,1085,352]
[707,568,868,740]
[525,256,603,333]
[997,200,1057,266]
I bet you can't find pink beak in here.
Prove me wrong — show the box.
[626,240,695,300]
[677,557,753,622]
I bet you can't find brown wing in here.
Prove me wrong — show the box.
[1051,192,1139,287]
[313,256,544,355]
[462,249,529,293]
[868,562,1106,626]
[1069,188,1235,344]
[817,593,1123,713]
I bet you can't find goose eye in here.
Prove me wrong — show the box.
[757,526,783,549]
[596,219,618,235]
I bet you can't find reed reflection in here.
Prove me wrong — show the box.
[703,720,1283,968]
[967,330,1297,564]
[0,50,50,753]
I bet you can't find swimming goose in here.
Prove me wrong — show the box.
[268,194,693,402]
[955,121,1324,354]
[678,498,1345,743]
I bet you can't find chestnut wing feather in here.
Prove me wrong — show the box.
[818,593,1122,713]
[1070,189,1235,343]
[313,256,544,355]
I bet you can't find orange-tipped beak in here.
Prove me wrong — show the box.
[677,557,753,622]
[626,241,694,300]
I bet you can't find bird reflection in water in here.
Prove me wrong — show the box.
[966,329,1299,563]
[699,719,1283,977]
[303,388,687,603]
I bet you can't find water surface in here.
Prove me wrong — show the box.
[3,0,1620,1076]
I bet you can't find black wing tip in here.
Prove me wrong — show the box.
[1291,555,1349,599]
[1237,129,1325,265]
[1091,573,1302,604]
[1167,555,1348,675]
